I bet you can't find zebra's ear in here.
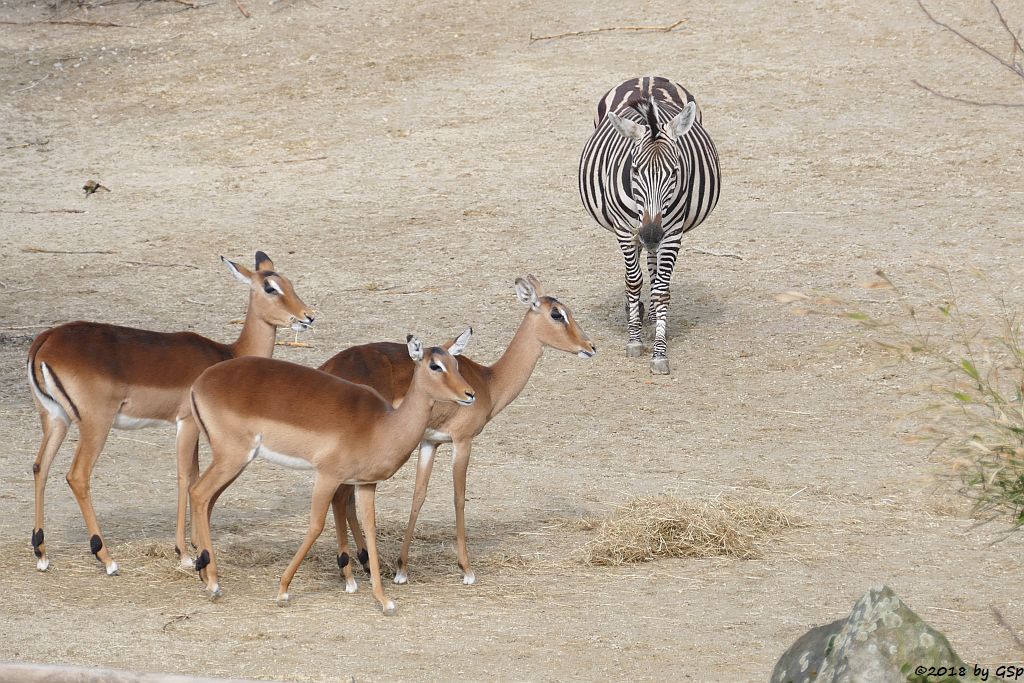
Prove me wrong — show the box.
[607,111,647,142]
[662,102,696,141]
[514,277,541,311]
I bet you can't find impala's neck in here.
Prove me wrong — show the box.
[229,294,278,358]
[487,313,545,417]
[378,370,436,474]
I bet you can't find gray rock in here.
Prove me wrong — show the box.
[771,585,982,683]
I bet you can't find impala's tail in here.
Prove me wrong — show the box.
[27,332,77,423]
[190,390,210,442]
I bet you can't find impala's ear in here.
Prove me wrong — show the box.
[406,334,424,362]
[222,256,254,284]
[607,111,647,142]
[515,277,541,311]
[662,102,696,141]
[446,327,473,356]
[525,274,545,297]
[254,251,275,272]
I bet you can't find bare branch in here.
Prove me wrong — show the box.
[233,0,251,18]
[530,19,685,44]
[0,19,134,28]
[988,0,1024,74]
[916,0,1021,79]
[912,78,1024,107]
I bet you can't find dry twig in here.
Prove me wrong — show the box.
[530,18,684,43]
[0,19,134,28]
[1,208,84,214]
[234,0,251,18]
[22,246,115,255]
[124,260,199,269]
[686,246,744,260]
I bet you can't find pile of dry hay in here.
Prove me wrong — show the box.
[582,496,795,566]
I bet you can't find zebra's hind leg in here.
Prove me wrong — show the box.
[645,250,658,325]
[618,237,645,357]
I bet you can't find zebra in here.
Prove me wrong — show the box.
[579,76,721,374]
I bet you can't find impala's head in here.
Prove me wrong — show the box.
[406,329,476,406]
[515,275,596,359]
[222,251,315,331]
[606,97,696,250]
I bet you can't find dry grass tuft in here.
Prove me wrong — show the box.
[582,496,795,566]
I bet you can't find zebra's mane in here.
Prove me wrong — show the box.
[625,94,662,141]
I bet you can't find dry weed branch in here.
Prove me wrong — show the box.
[530,19,685,44]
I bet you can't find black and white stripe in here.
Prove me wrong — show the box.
[578,76,721,374]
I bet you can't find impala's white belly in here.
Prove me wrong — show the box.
[113,415,173,430]
[423,429,452,444]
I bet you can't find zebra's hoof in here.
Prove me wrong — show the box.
[625,342,644,358]
[650,357,671,375]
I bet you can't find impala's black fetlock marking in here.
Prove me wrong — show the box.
[32,463,40,475]
[174,545,182,558]
[195,549,210,573]
[337,553,349,570]
[358,548,369,569]
[90,535,102,555]
[458,561,465,572]
[32,528,44,557]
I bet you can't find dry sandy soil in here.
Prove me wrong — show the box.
[2,0,1023,680]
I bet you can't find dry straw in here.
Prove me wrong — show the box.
[582,496,795,566]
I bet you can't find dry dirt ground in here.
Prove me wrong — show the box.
[2,0,1023,680]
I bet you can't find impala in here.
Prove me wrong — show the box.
[320,276,595,585]
[188,331,476,614]
[27,251,313,575]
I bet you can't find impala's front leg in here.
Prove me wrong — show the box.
[355,483,395,615]
[330,485,358,594]
[394,441,437,585]
[618,236,644,357]
[277,475,339,606]
[174,417,201,569]
[649,243,680,375]
[451,439,476,585]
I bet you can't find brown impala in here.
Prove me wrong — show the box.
[320,276,595,586]
[27,251,313,575]
[188,330,477,614]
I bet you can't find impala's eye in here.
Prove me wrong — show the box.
[263,282,277,295]
[550,309,564,322]
[429,362,443,372]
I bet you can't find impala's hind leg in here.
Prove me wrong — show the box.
[345,495,370,575]
[451,440,477,585]
[277,475,339,606]
[174,417,201,569]
[32,411,69,571]
[331,484,358,594]
[189,443,252,599]
[355,483,395,615]
[65,413,118,575]
[394,441,437,585]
